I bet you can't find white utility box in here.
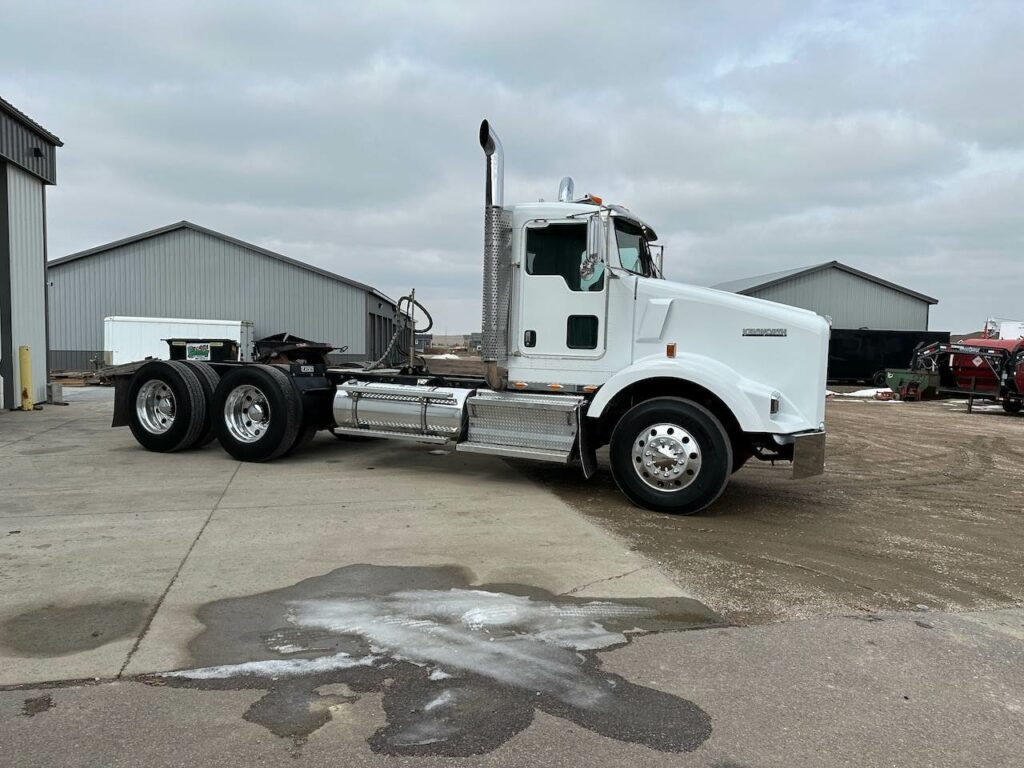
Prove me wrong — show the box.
[103,316,255,365]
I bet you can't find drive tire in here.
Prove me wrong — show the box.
[179,361,220,446]
[127,361,207,453]
[609,397,732,515]
[214,364,301,462]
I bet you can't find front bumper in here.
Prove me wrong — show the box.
[791,431,826,479]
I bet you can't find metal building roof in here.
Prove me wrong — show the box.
[712,260,938,305]
[50,220,396,305]
[0,96,63,146]
[0,96,62,184]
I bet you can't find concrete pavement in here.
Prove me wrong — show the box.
[0,392,692,687]
[2,607,1022,767]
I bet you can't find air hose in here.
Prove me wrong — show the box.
[366,293,433,370]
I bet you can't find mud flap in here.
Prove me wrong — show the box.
[576,410,599,480]
[791,431,826,479]
[111,375,132,428]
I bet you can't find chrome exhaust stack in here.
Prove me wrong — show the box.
[558,176,574,202]
[479,120,510,390]
[480,119,504,208]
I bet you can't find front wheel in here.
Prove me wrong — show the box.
[609,397,733,515]
[1003,400,1023,414]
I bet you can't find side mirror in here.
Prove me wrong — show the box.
[586,215,601,261]
[581,215,603,282]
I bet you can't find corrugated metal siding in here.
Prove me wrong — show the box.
[49,228,370,365]
[748,267,930,330]
[5,164,48,403]
[365,292,402,364]
[0,111,57,184]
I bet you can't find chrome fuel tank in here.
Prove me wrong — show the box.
[332,381,475,440]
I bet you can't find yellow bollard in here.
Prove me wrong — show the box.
[18,345,33,411]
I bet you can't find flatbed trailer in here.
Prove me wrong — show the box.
[109,121,830,515]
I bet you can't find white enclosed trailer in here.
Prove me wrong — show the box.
[110,121,828,515]
[985,318,1024,341]
[103,316,255,365]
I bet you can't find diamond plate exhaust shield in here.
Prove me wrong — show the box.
[479,120,510,382]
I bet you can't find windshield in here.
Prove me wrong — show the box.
[614,219,654,277]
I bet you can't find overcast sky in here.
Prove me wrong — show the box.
[2,1,1021,334]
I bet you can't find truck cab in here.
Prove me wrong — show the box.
[476,118,828,509]
[504,200,830,446]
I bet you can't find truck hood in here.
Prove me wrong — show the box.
[631,277,830,432]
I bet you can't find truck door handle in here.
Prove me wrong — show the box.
[524,330,536,348]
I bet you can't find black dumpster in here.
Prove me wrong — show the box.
[828,329,949,384]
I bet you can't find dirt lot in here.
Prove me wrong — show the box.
[517,397,1024,625]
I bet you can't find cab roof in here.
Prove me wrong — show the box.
[510,201,658,241]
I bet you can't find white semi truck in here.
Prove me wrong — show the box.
[111,121,828,514]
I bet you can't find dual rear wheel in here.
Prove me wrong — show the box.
[127,361,312,460]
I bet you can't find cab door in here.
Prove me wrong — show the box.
[516,218,607,359]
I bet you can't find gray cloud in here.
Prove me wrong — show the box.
[2,0,1021,333]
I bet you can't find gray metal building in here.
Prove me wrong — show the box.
[0,97,61,408]
[48,221,402,369]
[712,261,938,330]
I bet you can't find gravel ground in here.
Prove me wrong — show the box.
[516,397,1024,624]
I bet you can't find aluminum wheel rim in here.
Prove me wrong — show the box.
[632,423,702,492]
[224,384,271,443]
[136,379,176,435]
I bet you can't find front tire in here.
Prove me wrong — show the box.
[213,365,302,462]
[609,397,732,515]
[1003,400,1022,414]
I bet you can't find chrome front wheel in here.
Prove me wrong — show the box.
[631,423,703,492]
[224,384,271,443]
[610,397,732,515]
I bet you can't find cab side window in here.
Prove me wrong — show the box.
[526,222,604,292]
[615,219,651,276]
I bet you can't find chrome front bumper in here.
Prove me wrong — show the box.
[791,431,826,479]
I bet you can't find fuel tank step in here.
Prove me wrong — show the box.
[456,390,583,462]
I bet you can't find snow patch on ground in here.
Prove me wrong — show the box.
[162,587,664,709]
[288,588,655,708]
[845,388,893,398]
[164,651,377,680]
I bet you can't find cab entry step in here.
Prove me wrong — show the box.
[456,390,583,463]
